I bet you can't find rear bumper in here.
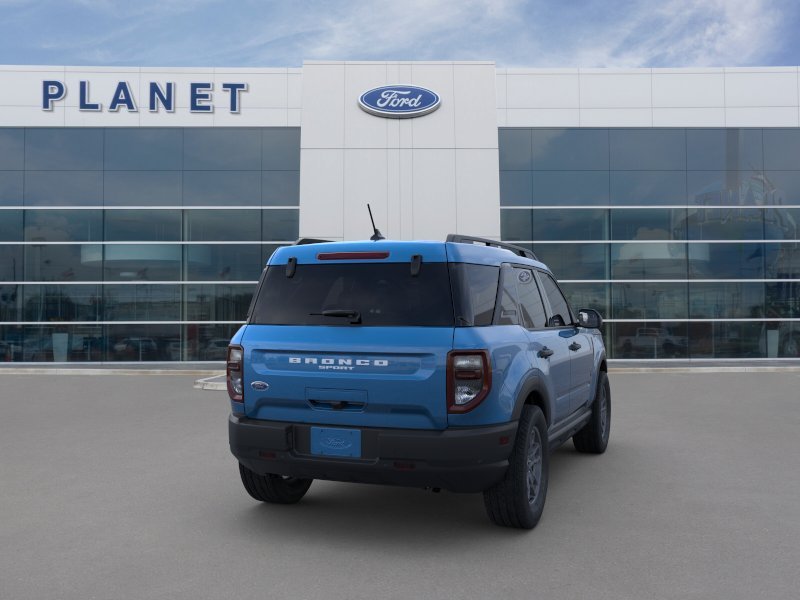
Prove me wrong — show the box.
[229,414,517,493]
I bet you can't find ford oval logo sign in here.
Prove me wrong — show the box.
[358,85,440,118]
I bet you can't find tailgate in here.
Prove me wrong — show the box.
[241,325,453,430]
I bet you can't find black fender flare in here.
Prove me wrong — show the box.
[511,372,553,427]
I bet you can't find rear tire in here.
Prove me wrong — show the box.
[238,463,312,504]
[483,405,549,529]
[573,371,611,454]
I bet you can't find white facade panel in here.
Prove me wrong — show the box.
[343,149,388,240]
[343,63,389,149]
[506,108,580,127]
[412,149,457,240]
[295,63,345,148]
[579,108,652,126]
[0,105,65,126]
[212,108,288,126]
[652,107,726,127]
[724,70,799,107]
[506,73,580,108]
[211,72,288,108]
[652,72,725,107]
[455,149,501,240]
[410,63,456,149]
[454,64,499,149]
[0,69,65,106]
[298,149,344,240]
[579,72,652,108]
[725,106,800,127]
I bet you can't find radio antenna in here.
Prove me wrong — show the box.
[367,204,385,241]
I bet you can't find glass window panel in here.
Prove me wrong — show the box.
[532,171,609,206]
[612,321,689,359]
[498,129,532,170]
[22,324,104,362]
[514,268,547,329]
[105,209,181,241]
[103,244,181,281]
[688,321,766,359]
[0,209,22,241]
[25,172,103,206]
[499,171,532,206]
[0,324,23,361]
[183,128,261,170]
[610,129,685,170]
[183,171,260,206]
[610,171,686,205]
[496,267,520,326]
[0,246,23,281]
[764,129,800,170]
[24,210,102,242]
[687,207,764,240]
[612,282,687,320]
[185,244,263,281]
[687,170,774,205]
[611,208,687,240]
[611,242,687,279]
[22,285,101,322]
[0,129,24,169]
[106,324,181,362]
[104,171,182,206]
[262,243,281,267]
[0,171,23,206]
[766,282,800,318]
[0,284,21,322]
[766,243,800,278]
[262,171,299,206]
[689,282,764,319]
[24,244,102,281]
[184,209,260,241]
[262,209,299,241]
[763,170,800,204]
[185,323,242,361]
[25,129,103,170]
[185,284,256,322]
[686,129,763,171]
[262,128,300,170]
[688,243,764,279]
[104,128,182,170]
[560,282,610,319]
[533,209,608,241]
[532,129,609,170]
[103,285,181,321]
[500,209,533,241]
[531,243,608,280]
[539,272,573,325]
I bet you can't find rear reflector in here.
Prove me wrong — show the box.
[317,251,390,260]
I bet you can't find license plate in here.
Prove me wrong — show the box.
[310,427,361,458]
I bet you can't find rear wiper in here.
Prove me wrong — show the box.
[309,309,362,324]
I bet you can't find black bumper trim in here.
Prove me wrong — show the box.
[229,415,518,493]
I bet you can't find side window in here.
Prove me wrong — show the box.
[495,266,520,326]
[540,273,572,327]
[514,268,547,329]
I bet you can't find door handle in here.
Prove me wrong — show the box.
[569,342,582,352]
[538,347,554,359]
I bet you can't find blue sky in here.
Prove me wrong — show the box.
[0,0,798,68]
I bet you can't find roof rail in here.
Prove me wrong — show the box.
[295,238,333,245]
[446,234,538,261]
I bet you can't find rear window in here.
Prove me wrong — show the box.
[250,262,454,327]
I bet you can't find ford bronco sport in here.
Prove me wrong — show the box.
[227,235,609,529]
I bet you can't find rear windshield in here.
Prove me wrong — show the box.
[250,262,455,327]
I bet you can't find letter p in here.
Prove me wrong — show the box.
[42,80,66,110]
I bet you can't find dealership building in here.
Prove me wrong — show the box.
[0,61,799,362]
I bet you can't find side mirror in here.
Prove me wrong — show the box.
[578,308,603,329]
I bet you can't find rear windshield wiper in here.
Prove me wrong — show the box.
[309,309,362,324]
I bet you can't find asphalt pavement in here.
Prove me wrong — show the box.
[1,371,799,600]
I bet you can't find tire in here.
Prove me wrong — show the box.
[573,371,611,454]
[238,463,312,504]
[483,405,549,529]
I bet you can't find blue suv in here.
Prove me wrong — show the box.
[227,235,609,529]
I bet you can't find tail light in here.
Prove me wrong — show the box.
[227,345,244,402]
[447,350,491,413]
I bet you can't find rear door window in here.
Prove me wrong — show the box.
[494,265,520,326]
[514,267,547,329]
[449,263,499,326]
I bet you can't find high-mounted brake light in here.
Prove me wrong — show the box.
[227,345,244,402]
[447,350,491,413]
[317,251,390,260]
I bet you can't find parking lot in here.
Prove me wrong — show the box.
[1,370,799,599]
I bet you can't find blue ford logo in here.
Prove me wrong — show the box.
[358,85,440,118]
[251,381,269,391]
